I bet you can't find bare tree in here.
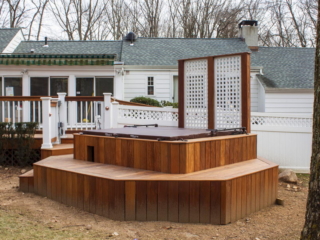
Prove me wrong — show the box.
[6,0,29,28]
[27,0,49,40]
[139,0,163,37]
[300,0,320,238]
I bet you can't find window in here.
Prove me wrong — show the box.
[147,77,154,95]
[96,78,113,96]
[4,77,22,96]
[50,77,68,96]
[31,77,48,96]
[76,78,94,96]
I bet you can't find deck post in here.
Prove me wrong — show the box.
[57,93,67,138]
[22,73,30,122]
[103,93,112,129]
[112,101,119,128]
[41,97,53,149]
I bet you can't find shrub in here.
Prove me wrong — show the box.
[160,100,178,108]
[130,96,162,107]
[0,122,39,167]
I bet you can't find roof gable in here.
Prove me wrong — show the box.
[0,28,21,53]
[251,47,315,89]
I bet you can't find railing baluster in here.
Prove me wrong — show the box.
[85,101,88,130]
[12,101,16,124]
[38,101,41,125]
[90,101,93,130]
[17,101,21,122]
[80,101,83,130]
[32,101,35,122]
[7,101,10,123]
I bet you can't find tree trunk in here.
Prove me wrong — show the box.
[300,0,320,239]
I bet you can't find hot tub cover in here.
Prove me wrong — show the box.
[81,127,212,140]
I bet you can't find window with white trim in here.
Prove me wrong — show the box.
[147,77,154,95]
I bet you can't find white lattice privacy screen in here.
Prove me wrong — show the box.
[184,59,208,129]
[214,56,242,128]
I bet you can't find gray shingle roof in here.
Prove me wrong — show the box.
[251,47,315,89]
[14,40,122,60]
[121,38,250,65]
[0,28,20,52]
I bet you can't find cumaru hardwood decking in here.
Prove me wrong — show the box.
[20,153,278,224]
[20,132,278,224]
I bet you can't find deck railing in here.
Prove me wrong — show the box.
[116,105,178,127]
[65,96,104,130]
[0,96,43,128]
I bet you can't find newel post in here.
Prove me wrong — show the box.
[57,93,67,138]
[103,93,112,129]
[41,97,53,149]
[111,101,119,128]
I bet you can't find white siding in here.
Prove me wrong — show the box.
[124,71,173,102]
[250,73,259,112]
[2,30,24,53]
[265,92,314,113]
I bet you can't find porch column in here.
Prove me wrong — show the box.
[41,97,52,149]
[22,73,30,122]
[68,75,77,128]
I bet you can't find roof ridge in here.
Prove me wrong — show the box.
[258,46,315,50]
[137,37,241,40]
[21,40,122,43]
[0,28,20,30]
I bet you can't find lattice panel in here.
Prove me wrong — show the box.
[184,59,208,129]
[214,56,242,128]
[251,115,312,127]
[118,108,179,122]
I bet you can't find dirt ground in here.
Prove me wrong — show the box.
[0,167,309,240]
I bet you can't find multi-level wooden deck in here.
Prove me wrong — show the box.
[20,129,278,225]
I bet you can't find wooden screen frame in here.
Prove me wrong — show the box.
[178,52,251,133]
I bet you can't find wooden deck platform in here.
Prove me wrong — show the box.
[31,155,278,224]
[74,133,257,174]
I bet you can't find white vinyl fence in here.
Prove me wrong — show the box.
[251,112,312,173]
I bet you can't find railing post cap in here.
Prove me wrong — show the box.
[103,93,112,96]
[41,97,51,100]
[57,92,67,96]
[112,101,119,105]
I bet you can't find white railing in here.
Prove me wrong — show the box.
[0,97,42,128]
[65,99,104,130]
[116,105,178,127]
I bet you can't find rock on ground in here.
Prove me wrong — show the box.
[279,169,298,183]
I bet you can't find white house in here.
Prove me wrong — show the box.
[0,21,315,114]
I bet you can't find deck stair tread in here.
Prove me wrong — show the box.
[19,169,34,177]
[35,155,278,181]
[42,143,73,150]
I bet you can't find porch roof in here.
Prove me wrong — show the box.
[0,53,115,66]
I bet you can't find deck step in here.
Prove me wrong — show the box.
[19,169,34,193]
[61,138,74,144]
[41,143,73,159]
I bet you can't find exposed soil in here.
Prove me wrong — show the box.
[0,167,309,240]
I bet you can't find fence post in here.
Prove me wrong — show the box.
[112,101,119,128]
[103,93,112,129]
[41,97,52,149]
[57,93,67,138]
